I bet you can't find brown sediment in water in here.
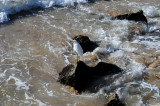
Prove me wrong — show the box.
[0,0,160,105]
[148,59,160,68]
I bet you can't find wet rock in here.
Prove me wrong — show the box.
[112,10,148,23]
[148,59,160,68]
[128,23,146,36]
[104,9,120,17]
[73,35,98,53]
[105,93,125,106]
[65,86,79,94]
[83,53,98,61]
[143,68,160,87]
[82,53,99,66]
[58,61,122,93]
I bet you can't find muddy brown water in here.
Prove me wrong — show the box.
[0,0,160,105]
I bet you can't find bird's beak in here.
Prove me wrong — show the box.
[69,40,73,43]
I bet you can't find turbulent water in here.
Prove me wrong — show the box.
[0,0,160,105]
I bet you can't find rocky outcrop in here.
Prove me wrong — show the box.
[73,35,99,53]
[112,10,148,23]
[58,61,122,93]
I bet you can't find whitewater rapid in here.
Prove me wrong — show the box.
[0,0,88,23]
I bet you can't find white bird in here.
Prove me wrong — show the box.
[73,40,83,62]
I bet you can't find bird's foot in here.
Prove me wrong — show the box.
[76,58,81,64]
[76,60,80,64]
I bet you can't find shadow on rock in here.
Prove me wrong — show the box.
[112,10,147,23]
[58,61,123,93]
[73,35,99,53]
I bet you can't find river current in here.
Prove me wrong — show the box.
[0,0,160,105]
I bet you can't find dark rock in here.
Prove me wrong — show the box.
[73,35,98,53]
[105,93,125,106]
[104,0,112,1]
[58,61,123,93]
[88,0,97,3]
[99,15,105,20]
[112,10,147,23]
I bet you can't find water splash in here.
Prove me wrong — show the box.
[0,0,88,23]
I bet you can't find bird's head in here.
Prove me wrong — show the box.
[68,39,77,45]
[73,40,78,44]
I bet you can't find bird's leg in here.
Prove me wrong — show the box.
[76,54,81,64]
[78,56,80,62]
[76,53,79,64]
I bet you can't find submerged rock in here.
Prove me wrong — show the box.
[112,10,148,23]
[73,35,98,53]
[58,61,122,93]
[148,59,160,68]
[143,68,160,87]
[105,93,125,106]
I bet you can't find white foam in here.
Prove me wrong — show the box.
[104,20,130,46]
[6,75,29,90]
[121,45,138,53]
[127,2,140,8]
[0,69,7,78]
[0,72,5,77]
[129,60,145,77]
[93,27,106,39]
[127,2,160,18]
[93,47,108,55]
[142,6,160,18]
[116,81,160,106]
[0,0,88,23]
[43,84,54,96]
[132,35,160,50]
[64,55,71,64]
[25,93,46,105]
[0,12,9,23]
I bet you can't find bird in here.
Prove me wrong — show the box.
[73,40,83,63]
